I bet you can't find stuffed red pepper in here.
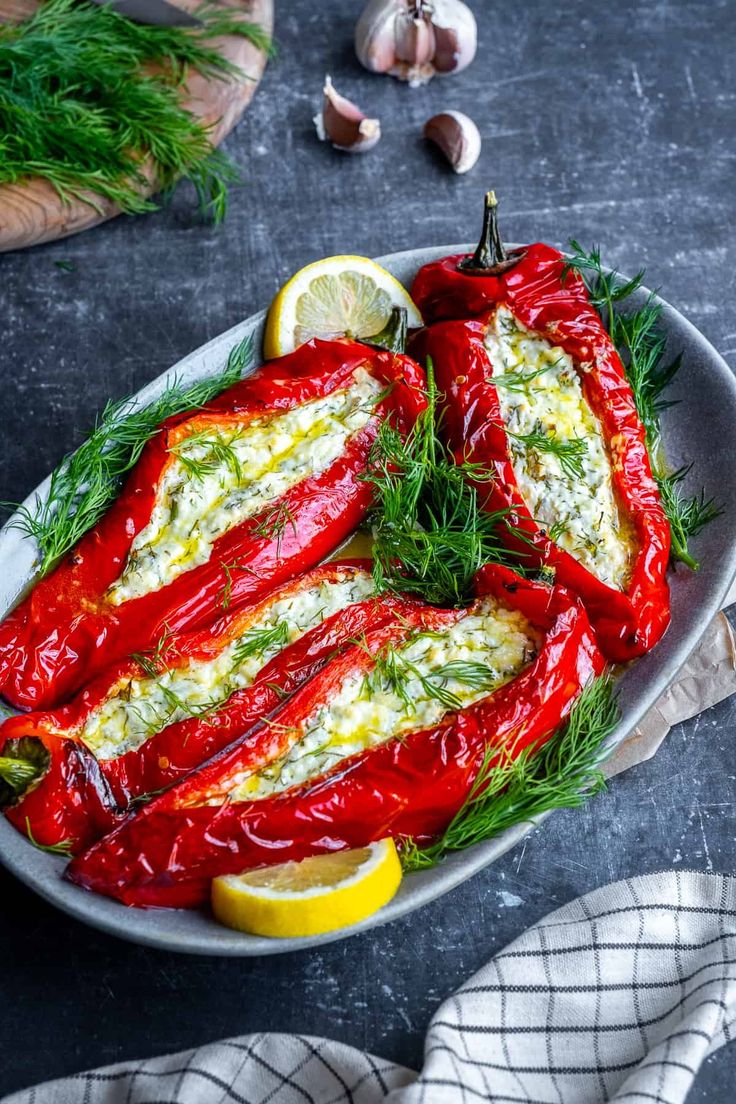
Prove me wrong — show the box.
[67,564,604,908]
[0,336,425,711]
[0,561,422,852]
[411,194,670,660]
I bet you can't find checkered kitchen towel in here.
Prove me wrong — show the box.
[5,871,735,1104]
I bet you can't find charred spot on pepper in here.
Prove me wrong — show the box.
[0,736,50,807]
[458,191,526,277]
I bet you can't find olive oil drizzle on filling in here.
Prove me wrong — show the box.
[79,572,376,761]
[107,369,382,605]
[223,598,541,803]
[486,306,635,590]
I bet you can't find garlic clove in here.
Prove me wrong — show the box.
[395,8,435,65]
[430,0,477,74]
[423,110,481,174]
[393,8,436,86]
[314,76,381,153]
[354,0,398,73]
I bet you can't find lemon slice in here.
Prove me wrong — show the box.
[263,255,423,359]
[211,839,402,938]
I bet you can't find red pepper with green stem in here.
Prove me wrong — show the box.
[0,561,421,852]
[67,564,604,908]
[0,327,426,712]
[410,193,670,661]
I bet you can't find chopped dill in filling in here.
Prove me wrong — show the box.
[79,571,376,761]
[224,597,541,803]
[107,369,381,604]
[486,306,635,590]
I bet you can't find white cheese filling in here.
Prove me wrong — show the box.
[225,598,541,803]
[485,306,634,590]
[80,571,376,761]
[107,369,381,605]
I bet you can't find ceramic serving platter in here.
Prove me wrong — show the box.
[1,244,735,956]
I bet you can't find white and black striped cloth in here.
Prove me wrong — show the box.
[5,871,735,1104]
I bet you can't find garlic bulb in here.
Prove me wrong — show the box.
[423,110,481,173]
[355,0,477,87]
[314,76,381,153]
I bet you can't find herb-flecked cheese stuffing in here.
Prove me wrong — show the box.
[225,597,541,803]
[80,571,376,761]
[107,369,381,605]
[486,306,635,590]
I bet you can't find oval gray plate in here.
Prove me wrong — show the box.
[1,245,735,956]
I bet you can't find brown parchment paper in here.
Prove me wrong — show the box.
[604,578,736,778]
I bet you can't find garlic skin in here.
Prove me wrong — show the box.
[314,76,381,153]
[355,0,397,73]
[355,0,477,87]
[430,0,477,74]
[423,110,481,173]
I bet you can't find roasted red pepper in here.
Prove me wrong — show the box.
[0,339,425,711]
[67,565,604,908]
[1,561,420,852]
[410,195,670,661]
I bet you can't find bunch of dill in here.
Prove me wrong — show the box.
[0,0,271,221]
[363,360,523,608]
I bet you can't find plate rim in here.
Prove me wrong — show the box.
[1,242,735,956]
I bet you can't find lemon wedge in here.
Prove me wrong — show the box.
[263,255,423,359]
[211,839,402,938]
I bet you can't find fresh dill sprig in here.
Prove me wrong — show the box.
[218,559,239,611]
[0,0,273,221]
[361,641,414,710]
[230,620,290,667]
[610,301,680,449]
[506,427,587,481]
[253,500,298,551]
[358,634,503,715]
[433,660,502,689]
[355,382,397,418]
[546,519,569,544]
[128,786,168,810]
[4,336,253,576]
[490,359,560,394]
[130,627,176,678]
[400,674,619,871]
[363,359,522,607]
[25,817,75,858]
[564,243,645,316]
[656,467,722,568]
[129,642,222,732]
[170,427,245,481]
[564,241,719,567]
[263,681,289,700]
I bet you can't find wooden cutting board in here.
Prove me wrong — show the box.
[0,0,274,252]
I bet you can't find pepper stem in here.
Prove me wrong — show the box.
[462,190,507,271]
[0,756,41,798]
[365,307,408,355]
[0,737,50,808]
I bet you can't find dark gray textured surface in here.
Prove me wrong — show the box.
[0,0,734,1097]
